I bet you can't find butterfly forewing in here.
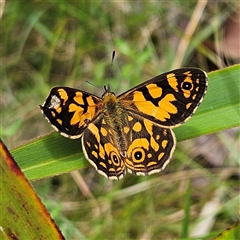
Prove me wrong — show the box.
[119,68,208,128]
[40,87,103,138]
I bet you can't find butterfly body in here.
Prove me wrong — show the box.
[96,91,129,157]
[40,67,208,180]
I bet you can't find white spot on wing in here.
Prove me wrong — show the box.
[48,95,60,109]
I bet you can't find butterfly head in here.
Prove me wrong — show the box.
[102,83,115,97]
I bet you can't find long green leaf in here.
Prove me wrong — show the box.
[11,65,240,180]
[0,139,65,239]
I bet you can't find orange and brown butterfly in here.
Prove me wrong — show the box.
[40,63,208,180]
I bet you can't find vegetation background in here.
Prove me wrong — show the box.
[1,1,239,239]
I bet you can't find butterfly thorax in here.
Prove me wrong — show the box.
[101,91,128,157]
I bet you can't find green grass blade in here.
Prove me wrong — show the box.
[11,133,87,180]
[11,65,240,180]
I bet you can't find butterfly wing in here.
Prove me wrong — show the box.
[40,87,103,138]
[82,110,176,179]
[82,114,126,180]
[123,113,176,175]
[40,67,207,180]
[119,68,208,127]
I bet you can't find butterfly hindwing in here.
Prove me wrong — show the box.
[82,112,176,179]
[82,114,126,180]
[124,113,176,175]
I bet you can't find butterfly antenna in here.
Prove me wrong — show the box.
[85,80,102,90]
[107,50,115,92]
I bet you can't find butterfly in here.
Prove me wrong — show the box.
[40,67,208,180]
